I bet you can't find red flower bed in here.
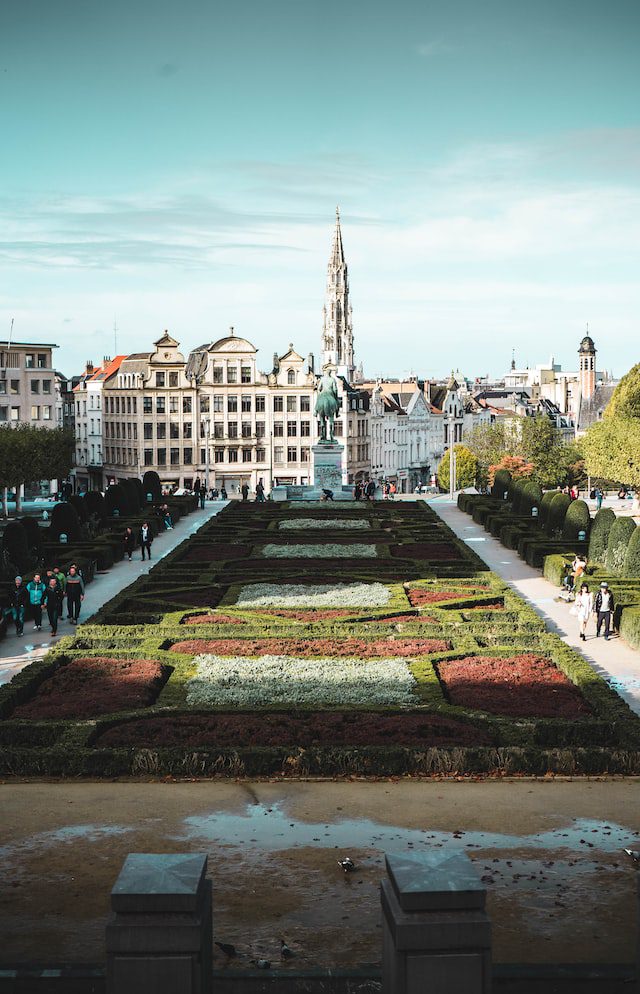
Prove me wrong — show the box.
[95,711,491,748]
[362,614,437,624]
[257,609,359,621]
[170,636,451,656]
[182,613,245,625]
[407,589,469,606]
[182,544,250,563]
[392,543,460,561]
[13,658,167,720]
[436,654,591,719]
[465,602,505,611]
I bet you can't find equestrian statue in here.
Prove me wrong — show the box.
[314,369,341,443]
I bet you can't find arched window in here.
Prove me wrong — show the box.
[287,369,296,385]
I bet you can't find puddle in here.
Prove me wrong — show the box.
[0,823,133,860]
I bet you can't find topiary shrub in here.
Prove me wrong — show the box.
[69,494,89,523]
[539,490,557,526]
[49,502,81,543]
[18,516,44,559]
[1,521,30,574]
[546,492,571,536]
[620,604,640,651]
[132,478,145,508]
[562,499,591,541]
[520,480,543,518]
[588,507,616,565]
[623,527,640,577]
[84,490,106,522]
[104,484,133,518]
[143,471,162,503]
[605,517,638,574]
[122,478,141,513]
[510,478,527,514]
[492,469,511,499]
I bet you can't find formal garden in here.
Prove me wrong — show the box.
[1,499,639,777]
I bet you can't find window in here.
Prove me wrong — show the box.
[335,420,343,436]
[31,379,40,394]
[287,369,296,385]
[242,448,252,463]
[144,423,153,440]
[37,354,47,368]
[157,448,166,465]
[228,447,238,462]
[0,381,5,393]
[273,421,284,437]
[227,366,237,383]
[300,395,311,412]
[169,371,179,387]
[183,422,192,438]
[227,396,238,413]
[143,396,152,414]
[287,446,297,463]
[255,421,265,438]
[273,396,283,412]
[25,354,35,368]
[169,396,179,413]
[170,448,180,465]
[227,421,238,439]
[274,446,284,463]
[116,397,121,415]
[301,447,310,463]
[213,395,223,412]
[184,447,192,464]
[200,448,206,464]
[241,395,251,412]
[287,421,297,437]
[286,396,297,413]
[256,447,266,462]
[10,406,19,421]
[156,423,166,440]
[255,395,265,412]
[169,422,179,439]
[10,380,19,394]
[241,365,251,384]
[214,448,224,463]
[300,421,310,437]
[0,406,6,421]
[144,449,153,466]
[156,372,165,387]
[31,405,40,419]
[182,397,192,414]
[213,423,224,439]
[213,366,223,383]
[200,396,210,413]
[241,422,252,439]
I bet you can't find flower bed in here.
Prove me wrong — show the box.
[186,654,417,707]
[260,543,377,558]
[391,543,460,561]
[182,544,250,563]
[181,613,245,625]
[171,636,451,657]
[95,711,491,748]
[362,614,438,624]
[234,582,391,608]
[436,654,592,719]
[277,518,370,531]
[13,658,167,720]
[256,609,359,621]
[407,589,469,606]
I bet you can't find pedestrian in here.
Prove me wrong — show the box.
[595,581,615,640]
[139,521,153,561]
[199,488,206,509]
[44,568,64,619]
[26,572,46,631]
[220,487,228,500]
[353,481,362,501]
[211,487,219,500]
[256,480,265,502]
[595,487,603,510]
[389,482,397,499]
[574,583,593,641]
[65,565,85,624]
[123,526,136,561]
[53,564,66,616]
[43,577,61,635]
[193,476,201,496]
[4,576,28,636]
[365,479,376,501]
[563,554,587,593]
[241,483,249,501]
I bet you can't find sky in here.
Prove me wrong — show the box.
[1,0,639,379]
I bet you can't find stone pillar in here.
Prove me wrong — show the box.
[106,853,212,994]
[312,441,345,492]
[381,850,491,994]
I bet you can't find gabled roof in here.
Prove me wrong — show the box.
[154,331,179,348]
[89,355,127,383]
[208,333,257,354]
[280,344,304,363]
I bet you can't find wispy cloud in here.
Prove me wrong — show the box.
[416,39,456,57]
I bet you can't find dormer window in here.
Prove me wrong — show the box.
[287,369,296,385]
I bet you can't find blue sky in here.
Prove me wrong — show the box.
[1,0,639,378]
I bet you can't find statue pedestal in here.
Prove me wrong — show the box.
[312,442,344,493]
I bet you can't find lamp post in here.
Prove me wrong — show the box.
[203,417,210,494]
[448,413,456,501]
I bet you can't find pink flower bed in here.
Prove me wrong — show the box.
[436,654,592,719]
[170,636,451,657]
[407,589,468,606]
[13,658,167,720]
[182,613,245,625]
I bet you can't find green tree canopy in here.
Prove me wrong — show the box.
[437,445,478,491]
[582,418,640,489]
[466,416,582,489]
[605,362,640,420]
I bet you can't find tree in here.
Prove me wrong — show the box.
[466,416,580,489]
[488,456,534,487]
[582,418,640,490]
[437,445,478,491]
[0,425,75,514]
[1,521,30,577]
[605,362,640,420]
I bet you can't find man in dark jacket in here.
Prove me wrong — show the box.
[42,577,61,635]
[65,565,85,624]
[595,582,615,640]
[5,576,28,636]
[139,522,153,561]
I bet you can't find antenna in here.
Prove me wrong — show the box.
[113,319,118,355]
[8,317,14,349]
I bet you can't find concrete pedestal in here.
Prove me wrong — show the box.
[381,850,491,994]
[106,853,212,994]
[312,442,344,493]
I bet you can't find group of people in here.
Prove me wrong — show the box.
[354,480,377,501]
[123,522,154,561]
[561,554,616,641]
[4,565,85,637]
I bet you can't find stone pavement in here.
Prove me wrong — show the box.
[0,501,228,686]
[430,496,640,718]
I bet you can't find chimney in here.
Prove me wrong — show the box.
[86,360,94,374]
[307,353,315,374]
[273,353,280,373]
[103,355,111,364]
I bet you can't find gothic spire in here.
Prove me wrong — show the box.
[321,207,355,381]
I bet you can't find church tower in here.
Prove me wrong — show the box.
[321,207,355,381]
[578,331,596,401]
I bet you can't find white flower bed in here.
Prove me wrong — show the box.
[235,581,391,608]
[261,543,377,559]
[186,654,416,707]
[278,518,370,531]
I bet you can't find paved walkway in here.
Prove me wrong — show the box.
[430,496,640,717]
[0,501,228,686]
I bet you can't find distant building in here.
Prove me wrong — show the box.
[74,356,126,491]
[0,340,58,428]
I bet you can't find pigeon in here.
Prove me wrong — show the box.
[254,959,271,970]
[338,857,356,873]
[215,942,237,958]
[624,849,640,862]
[280,940,294,959]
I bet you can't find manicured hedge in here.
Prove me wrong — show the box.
[546,492,571,536]
[623,527,640,578]
[562,499,591,541]
[539,490,557,526]
[492,469,511,499]
[588,507,616,565]
[606,517,638,574]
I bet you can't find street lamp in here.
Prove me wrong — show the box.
[203,417,210,494]
[448,413,457,501]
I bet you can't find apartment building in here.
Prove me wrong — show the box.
[74,356,126,491]
[0,340,58,427]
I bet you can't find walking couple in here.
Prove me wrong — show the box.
[573,581,615,641]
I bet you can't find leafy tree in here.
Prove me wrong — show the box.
[437,445,478,491]
[488,456,533,486]
[605,362,640,420]
[467,417,580,489]
[0,425,75,514]
[582,418,640,489]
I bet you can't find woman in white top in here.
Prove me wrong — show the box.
[575,583,594,641]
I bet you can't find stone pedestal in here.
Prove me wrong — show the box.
[381,851,491,994]
[312,441,344,493]
[106,853,212,994]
